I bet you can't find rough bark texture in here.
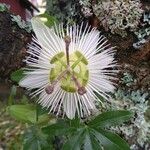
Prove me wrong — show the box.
[0,11,31,79]
[89,0,150,66]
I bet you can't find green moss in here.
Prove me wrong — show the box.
[0,3,9,12]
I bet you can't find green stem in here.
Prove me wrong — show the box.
[36,104,39,122]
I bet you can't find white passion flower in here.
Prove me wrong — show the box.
[19,18,117,119]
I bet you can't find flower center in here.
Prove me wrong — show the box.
[49,51,89,93]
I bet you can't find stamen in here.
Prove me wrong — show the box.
[45,69,68,94]
[45,85,54,94]
[64,36,71,66]
[72,74,87,95]
[78,87,87,95]
[49,38,89,94]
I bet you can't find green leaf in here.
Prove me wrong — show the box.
[20,95,29,104]
[37,13,58,27]
[36,104,49,116]
[67,117,81,128]
[23,126,52,150]
[83,129,102,150]
[37,113,52,125]
[42,120,75,136]
[91,128,130,150]
[7,104,51,124]
[88,110,133,128]
[11,68,25,83]
[42,115,131,150]
[7,104,36,123]
[8,85,17,105]
[62,127,103,150]
[62,128,85,150]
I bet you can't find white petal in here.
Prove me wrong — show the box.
[63,93,76,119]
[19,69,49,89]
[31,18,65,56]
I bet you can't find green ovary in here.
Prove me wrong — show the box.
[49,51,89,93]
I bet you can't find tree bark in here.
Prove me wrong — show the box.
[0,11,31,79]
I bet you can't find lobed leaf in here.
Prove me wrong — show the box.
[23,126,52,150]
[42,120,76,136]
[62,128,85,150]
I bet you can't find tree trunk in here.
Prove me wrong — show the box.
[0,11,31,79]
